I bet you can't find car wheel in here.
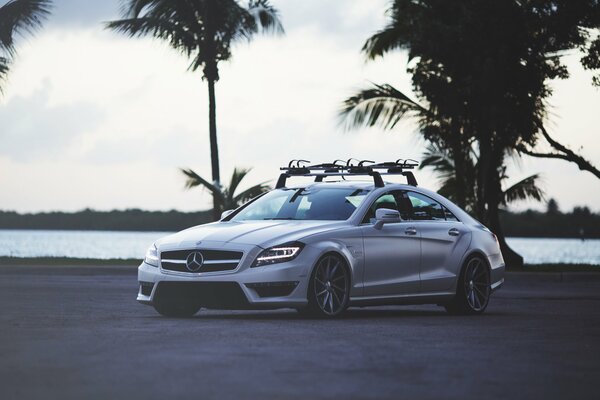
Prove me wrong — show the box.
[445,255,491,315]
[302,254,350,317]
[153,296,201,318]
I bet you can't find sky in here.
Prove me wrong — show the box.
[0,0,599,214]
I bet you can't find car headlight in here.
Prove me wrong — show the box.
[144,244,159,267]
[252,242,304,267]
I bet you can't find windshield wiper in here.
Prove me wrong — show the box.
[264,217,297,220]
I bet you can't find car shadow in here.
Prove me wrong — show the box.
[138,305,507,321]
[189,306,506,321]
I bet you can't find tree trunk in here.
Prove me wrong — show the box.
[450,136,468,209]
[481,149,524,269]
[476,135,491,222]
[475,131,524,269]
[486,190,524,269]
[498,236,523,269]
[207,77,221,221]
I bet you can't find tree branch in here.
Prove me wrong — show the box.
[520,124,600,179]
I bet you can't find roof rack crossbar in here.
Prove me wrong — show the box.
[276,159,419,188]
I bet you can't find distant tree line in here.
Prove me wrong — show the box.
[0,209,212,232]
[500,206,600,239]
[0,202,598,238]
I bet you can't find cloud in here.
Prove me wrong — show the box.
[275,0,389,49]
[0,81,103,161]
[45,0,389,40]
[47,0,120,28]
[0,0,598,213]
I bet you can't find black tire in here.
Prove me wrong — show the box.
[445,255,491,315]
[302,253,351,318]
[153,296,201,318]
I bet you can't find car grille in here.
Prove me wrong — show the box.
[160,249,243,273]
[155,282,250,309]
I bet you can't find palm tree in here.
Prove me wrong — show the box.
[181,167,270,215]
[106,0,283,219]
[340,83,473,210]
[420,142,544,268]
[341,0,599,268]
[0,0,51,90]
[420,143,545,215]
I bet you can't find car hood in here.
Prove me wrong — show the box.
[155,220,349,250]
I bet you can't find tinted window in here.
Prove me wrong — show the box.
[444,207,459,222]
[363,193,398,224]
[231,187,370,221]
[407,192,446,221]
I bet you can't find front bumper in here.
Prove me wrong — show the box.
[137,243,321,309]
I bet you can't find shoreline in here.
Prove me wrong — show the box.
[0,257,139,266]
[2,228,599,240]
[0,257,598,272]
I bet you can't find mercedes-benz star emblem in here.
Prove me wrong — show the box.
[185,251,204,272]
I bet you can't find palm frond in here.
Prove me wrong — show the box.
[120,0,154,19]
[0,0,51,56]
[361,0,421,60]
[501,174,545,205]
[362,26,404,60]
[248,0,284,35]
[340,83,425,131]
[419,143,459,198]
[107,0,283,78]
[180,167,225,203]
[228,167,251,197]
[0,56,9,83]
[419,143,455,174]
[105,17,195,55]
[182,166,269,211]
[232,181,271,205]
[436,175,459,200]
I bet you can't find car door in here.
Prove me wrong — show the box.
[360,191,421,297]
[405,191,471,293]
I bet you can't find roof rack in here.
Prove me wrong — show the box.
[276,159,419,189]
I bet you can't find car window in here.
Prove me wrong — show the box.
[231,187,370,221]
[362,193,401,224]
[444,207,459,222]
[407,192,446,221]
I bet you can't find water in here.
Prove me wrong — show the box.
[505,237,600,265]
[0,230,169,260]
[0,230,598,265]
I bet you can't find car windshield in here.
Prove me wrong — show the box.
[231,187,371,221]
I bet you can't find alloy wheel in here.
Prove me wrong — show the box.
[463,257,490,312]
[313,255,349,316]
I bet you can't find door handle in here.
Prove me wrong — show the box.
[448,228,460,237]
[405,227,417,236]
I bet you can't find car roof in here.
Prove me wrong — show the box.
[286,180,415,191]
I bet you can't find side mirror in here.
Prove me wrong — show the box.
[221,209,234,220]
[374,208,401,229]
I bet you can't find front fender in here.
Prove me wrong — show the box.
[304,238,364,297]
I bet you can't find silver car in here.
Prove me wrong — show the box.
[137,162,505,318]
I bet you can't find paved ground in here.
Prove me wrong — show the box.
[0,265,599,400]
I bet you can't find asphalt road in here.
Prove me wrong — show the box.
[1,265,599,400]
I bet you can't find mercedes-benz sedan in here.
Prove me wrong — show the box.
[137,180,504,317]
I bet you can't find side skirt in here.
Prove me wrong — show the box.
[349,292,455,307]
